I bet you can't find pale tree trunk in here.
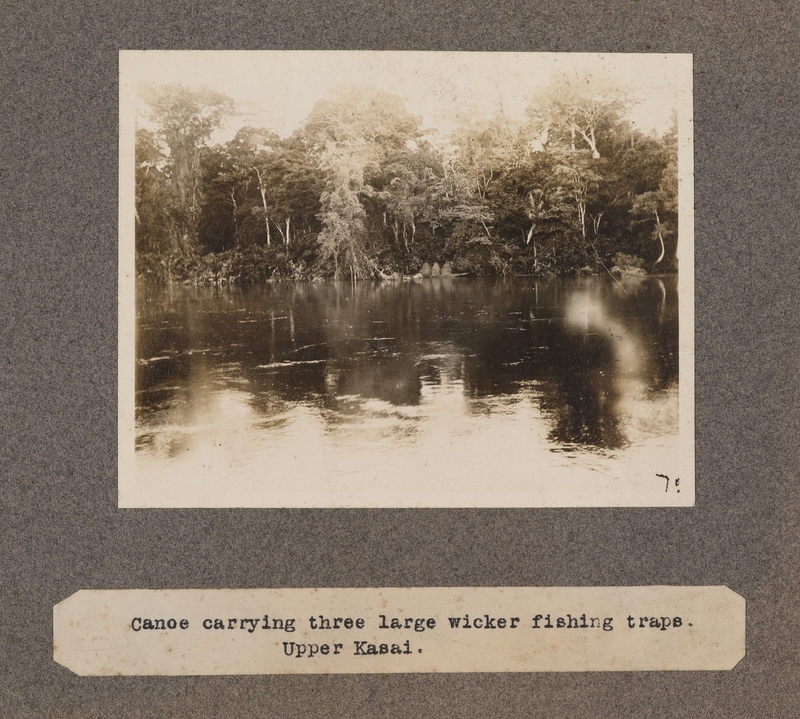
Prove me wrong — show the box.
[526,221,538,272]
[272,219,286,243]
[591,211,604,239]
[526,191,541,247]
[588,127,599,159]
[575,124,600,158]
[229,187,238,239]
[254,168,271,246]
[576,200,587,240]
[286,216,291,246]
[653,209,665,266]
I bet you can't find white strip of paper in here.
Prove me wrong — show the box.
[54,586,744,675]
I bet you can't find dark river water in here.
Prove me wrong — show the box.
[134,275,680,506]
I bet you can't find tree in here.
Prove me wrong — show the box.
[452,114,531,200]
[135,129,168,253]
[139,83,234,254]
[629,120,678,269]
[303,84,420,154]
[225,126,281,246]
[526,73,627,159]
[257,138,323,248]
[135,78,680,283]
[630,158,678,268]
[196,145,239,254]
[485,154,576,272]
[303,85,423,277]
[369,144,441,255]
[317,174,374,280]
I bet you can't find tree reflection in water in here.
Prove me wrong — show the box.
[136,275,678,461]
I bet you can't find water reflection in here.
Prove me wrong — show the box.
[136,276,679,487]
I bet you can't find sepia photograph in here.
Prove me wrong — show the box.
[119,51,694,507]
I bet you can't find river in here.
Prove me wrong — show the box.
[133,275,681,506]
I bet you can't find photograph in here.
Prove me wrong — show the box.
[119,51,694,507]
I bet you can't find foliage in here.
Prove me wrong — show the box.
[317,179,374,280]
[136,84,234,257]
[610,252,647,276]
[135,77,680,284]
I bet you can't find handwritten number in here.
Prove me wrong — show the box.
[657,474,680,493]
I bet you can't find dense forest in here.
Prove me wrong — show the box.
[135,75,679,284]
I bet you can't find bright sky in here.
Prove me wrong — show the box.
[121,51,691,141]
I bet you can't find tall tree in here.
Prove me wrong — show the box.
[196,145,239,254]
[225,126,281,246]
[453,114,531,199]
[135,128,177,255]
[526,73,627,159]
[629,120,679,268]
[303,85,422,277]
[630,158,678,268]
[139,83,234,254]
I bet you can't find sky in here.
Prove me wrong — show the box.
[121,51,691,141]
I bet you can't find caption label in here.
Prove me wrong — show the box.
[54,586,744,675]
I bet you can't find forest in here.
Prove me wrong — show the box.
[134,75,679,284]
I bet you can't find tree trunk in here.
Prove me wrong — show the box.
[286,216,291,246]
[526,221,535,246]
[229,187,238,240]
[591,211,604,239]
[255,168,271,246]
[575,124,600,158]
[653,209,665,266]
[576,201,586,240]
[272,218,286,243]
[589,127,599,159]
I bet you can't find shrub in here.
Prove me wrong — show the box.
[610,252,647,276]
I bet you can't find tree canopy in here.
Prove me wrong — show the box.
[135,78,679,284]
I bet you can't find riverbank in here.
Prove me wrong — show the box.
[137,247,664,286]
